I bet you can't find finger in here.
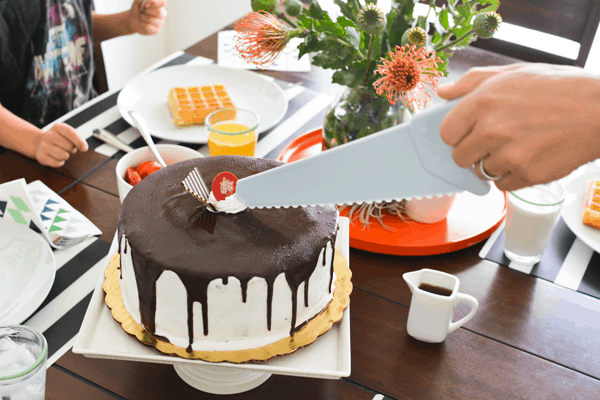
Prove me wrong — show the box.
[47,132,77,154]
[140,5,167,18]
[439,96,480,147]
[139,13,166,26]
[492,172,528,192]
[437,64,524,100]
[141,0,166,12]
[54,123,88,152]
[38,154,66,169]
[450,119,503,168]
[474,153,511,182]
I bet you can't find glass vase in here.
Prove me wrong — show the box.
[322,86,406,148]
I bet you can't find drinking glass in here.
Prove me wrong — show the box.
[504,182,566,264]
[206,108,259,157]
[0,326,47,400]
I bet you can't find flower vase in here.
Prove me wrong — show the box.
[322,86,407,148]
[403,194,457,224]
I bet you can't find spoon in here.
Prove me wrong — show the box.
[128,111,167,167]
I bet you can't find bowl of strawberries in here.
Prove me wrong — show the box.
[116,144,202,203]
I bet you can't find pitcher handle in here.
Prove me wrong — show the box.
[448,293,479,334]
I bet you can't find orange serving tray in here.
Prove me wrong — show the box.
[277,128,507,256]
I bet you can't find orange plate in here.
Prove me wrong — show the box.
[278,129,507,256]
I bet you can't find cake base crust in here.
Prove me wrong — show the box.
[104,248,352,363]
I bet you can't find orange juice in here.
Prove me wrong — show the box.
[208,122,257,156]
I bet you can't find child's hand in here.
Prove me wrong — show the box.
[129,0,167,36]
[35,123,88,168]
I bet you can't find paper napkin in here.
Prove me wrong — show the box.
[0,179,101,248]
[218,30,311,72]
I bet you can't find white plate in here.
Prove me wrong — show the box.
[562,170,600,253]
[0,219,56,325]
[117,65,288,144]
[73,218,351,380]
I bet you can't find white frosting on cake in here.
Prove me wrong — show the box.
[118,227,338,352]
[207,191,246,214]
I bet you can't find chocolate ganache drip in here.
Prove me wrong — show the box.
[117,156,338,351]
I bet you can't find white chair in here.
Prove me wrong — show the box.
[93,0,251,90]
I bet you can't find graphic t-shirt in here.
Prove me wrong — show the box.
[0,0,95,128]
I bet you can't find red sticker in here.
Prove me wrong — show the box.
[212,172,238,201]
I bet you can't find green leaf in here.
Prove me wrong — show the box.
[297,34,320,59]
[334,0,355,22]
[308,0,325,20]
[438,8,450,30]
[301,14,314,30]
[456,5,471,20]
[332,68,366,87]
[337,15,357,29]
[387,8,409,49]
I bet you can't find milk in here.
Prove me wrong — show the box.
[504,184,564,264]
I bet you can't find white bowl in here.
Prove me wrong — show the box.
[116,144,203,203]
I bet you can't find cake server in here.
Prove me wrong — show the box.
[232,98,492,209]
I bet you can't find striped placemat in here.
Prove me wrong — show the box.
[51,51,334,161]
[479,217,600,299]
[21,237,110,367]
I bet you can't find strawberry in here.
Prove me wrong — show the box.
[137,161,163,179]
[126,167,142,186]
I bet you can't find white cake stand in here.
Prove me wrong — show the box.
[73,218,351,395]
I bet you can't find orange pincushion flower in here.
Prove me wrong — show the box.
[373,44,443,112]
[234,11,293,68]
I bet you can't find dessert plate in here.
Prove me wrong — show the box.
[0,219,56,325]
[117,65,288,144]
[562,170,600,253]
[73,218,351,380]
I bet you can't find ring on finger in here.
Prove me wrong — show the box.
[478,157,507,181]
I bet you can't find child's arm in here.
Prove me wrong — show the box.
[0,104,88,168]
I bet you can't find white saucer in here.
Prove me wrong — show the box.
[74,218,351,393]
[0,219,56,325]
[562,170,600,253]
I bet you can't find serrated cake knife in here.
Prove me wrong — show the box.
[232,98,492,209]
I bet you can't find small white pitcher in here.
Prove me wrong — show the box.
[403,269,478,343]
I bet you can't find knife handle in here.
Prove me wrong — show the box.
[408,99,492,196]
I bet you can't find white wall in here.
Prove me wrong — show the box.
[94,0,252,90]
[584,22,600,74]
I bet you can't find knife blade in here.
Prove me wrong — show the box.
[233,98,492,209]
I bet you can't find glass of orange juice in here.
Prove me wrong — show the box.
[206,108,259,157]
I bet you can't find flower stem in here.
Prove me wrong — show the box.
[275,11,298,28]
[434,30,473,53]
[363,34,375,86]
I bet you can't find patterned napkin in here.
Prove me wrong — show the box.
[0,179,101,248]
[218,30,311,72]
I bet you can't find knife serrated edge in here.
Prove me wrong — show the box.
[239,190,463,209]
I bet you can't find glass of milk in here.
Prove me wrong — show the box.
[0,326,47,400]
[504,182,566,265]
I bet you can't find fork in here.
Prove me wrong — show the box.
[49,233,93,250]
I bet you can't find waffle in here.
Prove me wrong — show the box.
[582,179,600,230]
[168,85,235,127]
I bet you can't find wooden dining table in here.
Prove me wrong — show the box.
[3,28,600,400]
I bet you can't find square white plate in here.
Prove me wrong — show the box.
[73,218,350,379]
